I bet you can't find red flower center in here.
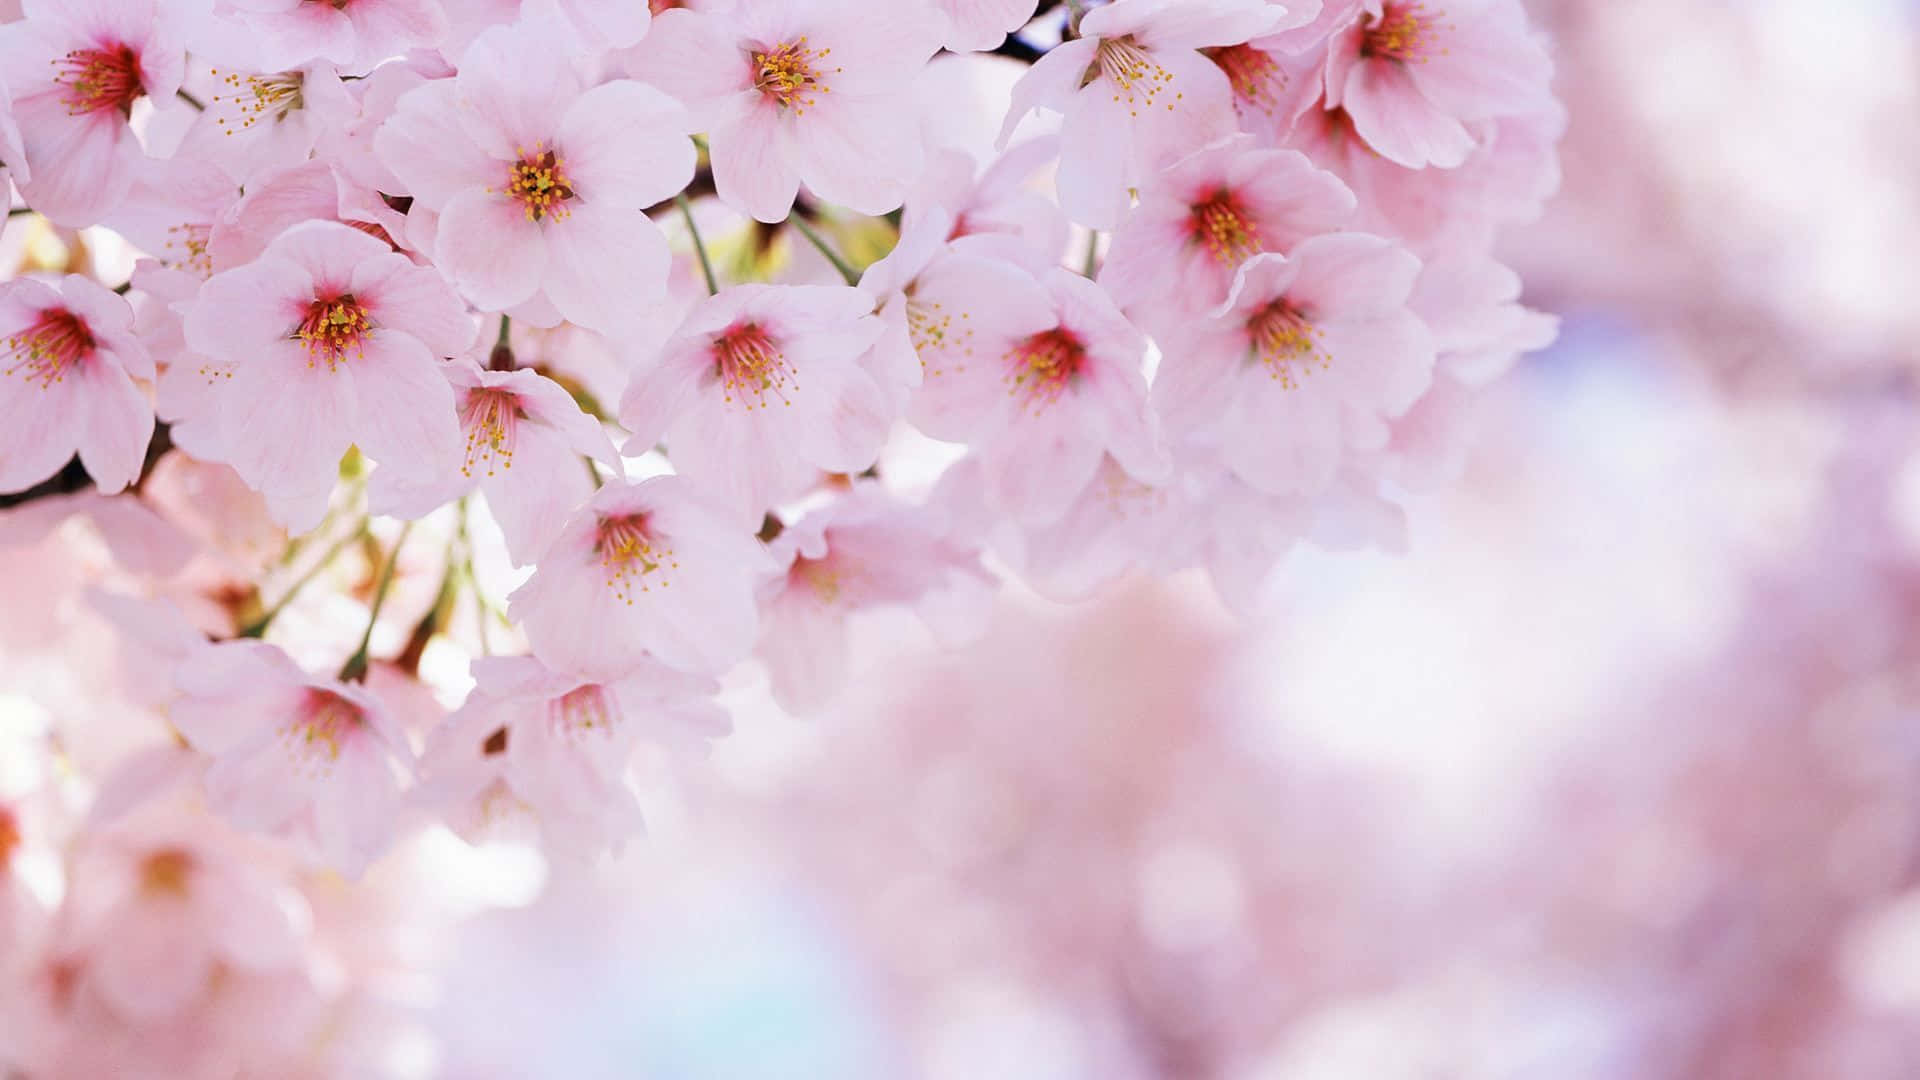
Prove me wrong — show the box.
[1189,189,1262,266]
[1203,44,1282,111]
[550,685,616,735]
[711,321,798,409]
[284,689,366,769]
[4,308,95,389]
[54,43,143,117]
[1004,327,1086,409]
[460,388,526,478]
[296,295,371,369]
[1247,299,1328,389]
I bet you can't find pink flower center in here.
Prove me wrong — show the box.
[1203,44,1282,111]
[751,38,838,113]
[139,849,195,896]
[649,0,685,12]
[53,43,143,117]
[711,321,797,409]
[460,387,524,478]
[506,149,576,222]
[906,293,973,375]
[1362,4,1444,63]
[790,555,844,605]
[1090,37,1179,117]
[549,685,615,736]
[4,308,94,389]
[594,513,678,603]
[1004,327,1086,409]
[210,69,305,135]
[163,222,214,276]
[283,689,366,768]
[1189,189,1262,266]
[296,295,371,369]
[1247,299,1328,389]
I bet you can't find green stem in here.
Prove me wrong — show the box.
[582,455,605,489]
[1081,229,1101,278]
[789,214,860,286]
[6,207,32,218]
[677,193,720,296]
[338,521,413,682]
[238,520,369,639]
[177,89,205,111]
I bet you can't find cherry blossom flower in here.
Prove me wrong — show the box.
[0,275,154,496]
[170,641,416,876]
[183,220,474,532]
[617,284,890,523]
[1325,0,1554,169]
[910,261,1169,523]
[375,19,694,333]
[417,653,724,856]
[1100,134,1356,324]
[757,488,992,711]
[0,0,202,226]
[177,61,357,184]
[629,0,944,222]
[202,0,447,74]
[48,817,309,1022]
[1000,0,1296,227]
[371,360,619,565]
[507,476,776,680]
[1155,236,1433,496]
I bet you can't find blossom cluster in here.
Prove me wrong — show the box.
[0,0,1559,1067]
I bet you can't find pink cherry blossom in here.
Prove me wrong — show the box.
[204,0,447,74]
[909,259,1169,523]
[183,220,473,532]
[178,61,357,184]
[618,284,890,523]
[1000,0,1295,227]
[757,488,992,711]
[1325,0,1554,169]
[1155,236,1434,496]
[1100,134,1356,324]
[417,653,724,856]
[0,0,202,226]
[629,0,943,222]
[375,19,694,333]
[0,275,154,496]
[170,640,416,876]
[371,359,619,564]
[506,476,776,680]
[48,816,309,1023]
